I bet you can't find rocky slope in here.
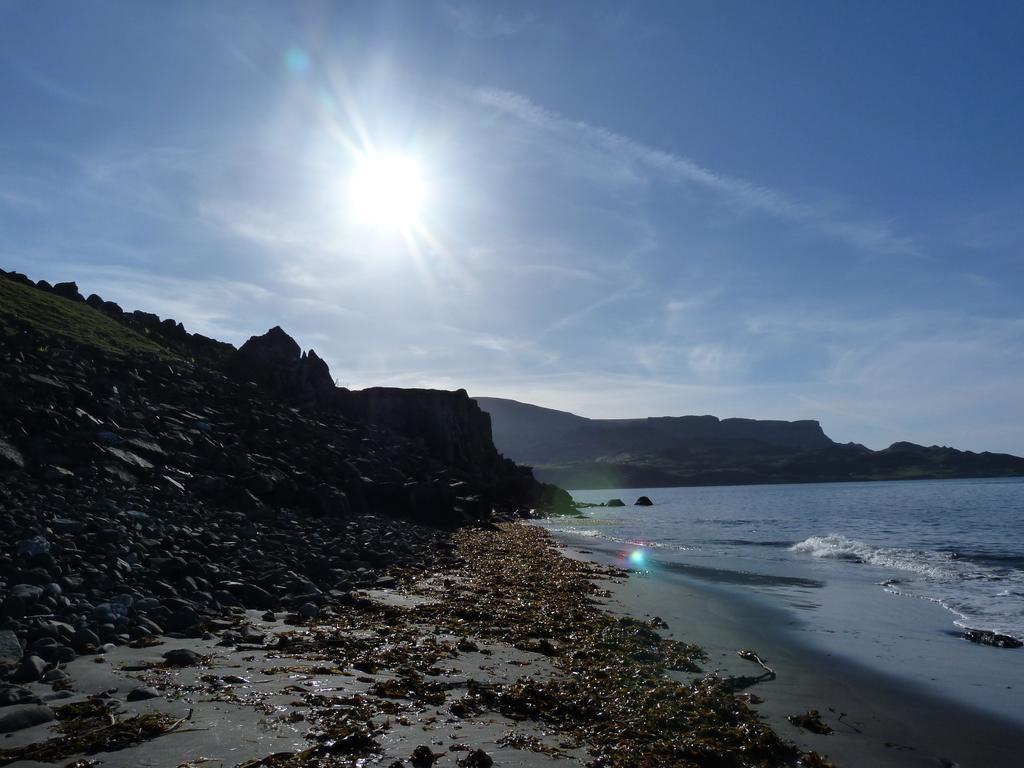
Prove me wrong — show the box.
[476,396,1024,489]
[0,268,571,701]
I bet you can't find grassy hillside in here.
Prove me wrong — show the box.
[0,275,169,357]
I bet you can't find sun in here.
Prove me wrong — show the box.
[349,151,426,230]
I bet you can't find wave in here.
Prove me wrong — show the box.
[790,534,967,580]
[791,533,1024,639]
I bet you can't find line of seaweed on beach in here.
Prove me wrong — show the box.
[414,523,834,768]
[123,522,835,767]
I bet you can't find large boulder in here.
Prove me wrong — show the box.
[51,281,83,301]
[0,630,23,665]
[0,704,54,733]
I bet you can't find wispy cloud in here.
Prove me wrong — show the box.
[440,4,539,38]
[0,183,46,213]
[474,88,921,257]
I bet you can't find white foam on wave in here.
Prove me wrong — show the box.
[792,533,1024,639]
[790,533,962,579]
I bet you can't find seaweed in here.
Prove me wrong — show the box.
[788,710,833,735]
[235,523,834,768]
[0,701,183,766]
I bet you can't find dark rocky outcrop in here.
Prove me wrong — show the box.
[228,326,335,406]
[634,496,653,506]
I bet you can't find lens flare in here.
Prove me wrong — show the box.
[628,549,646,567]
[285,47,311,74]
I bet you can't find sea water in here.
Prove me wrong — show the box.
[538,477,1024,717]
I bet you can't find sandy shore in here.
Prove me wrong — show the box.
[1,523,837,768]
[12,520,1019,767]
[554,533,1024,768]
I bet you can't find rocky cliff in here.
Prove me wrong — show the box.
[0,268,568,518]
[0,266,584,695]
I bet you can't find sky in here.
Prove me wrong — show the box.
[2,0,1023,453]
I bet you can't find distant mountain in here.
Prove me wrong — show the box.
[475,397,1024,489]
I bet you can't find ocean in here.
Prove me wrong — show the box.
[538,477,1024,723]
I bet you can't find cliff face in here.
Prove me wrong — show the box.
[336,386,571,513]
[338,387,500,474]
[475,397,834,467]
[645,415,833,451]
[0,269,570,521]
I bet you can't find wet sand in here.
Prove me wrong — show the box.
[555,534,1024,768]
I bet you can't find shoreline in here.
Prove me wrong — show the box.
[549,529,1024,768]
[5,520,1020,767]
[2,523,833,768]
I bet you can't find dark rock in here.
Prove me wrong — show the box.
[126,686,161,701]
[162,648,202,667]
[165,608,200,633]
[51,281,83,301]
[0,630,23,664]
[460,749,494,767]
[0,703,55,733]
[411,744,439,766]
[0,437,25,470]
[72,626,100,651]
[964,629,1023,649]
[10,655,46,683]
[224,582,275,611]
[0,685,38,707]
[315,484,350,517]
[634,496,653,506]
[606,498,625,507]
[41,668,68,683]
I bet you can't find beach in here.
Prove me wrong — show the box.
[4,519,1022,766]
[2,523,834,767]
[554,532,1024,768]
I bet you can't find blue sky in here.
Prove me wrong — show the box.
[2,1,1023,453]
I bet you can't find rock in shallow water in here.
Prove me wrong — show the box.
[964,629,1023,649]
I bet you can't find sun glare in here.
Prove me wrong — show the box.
[349,152,426,230]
